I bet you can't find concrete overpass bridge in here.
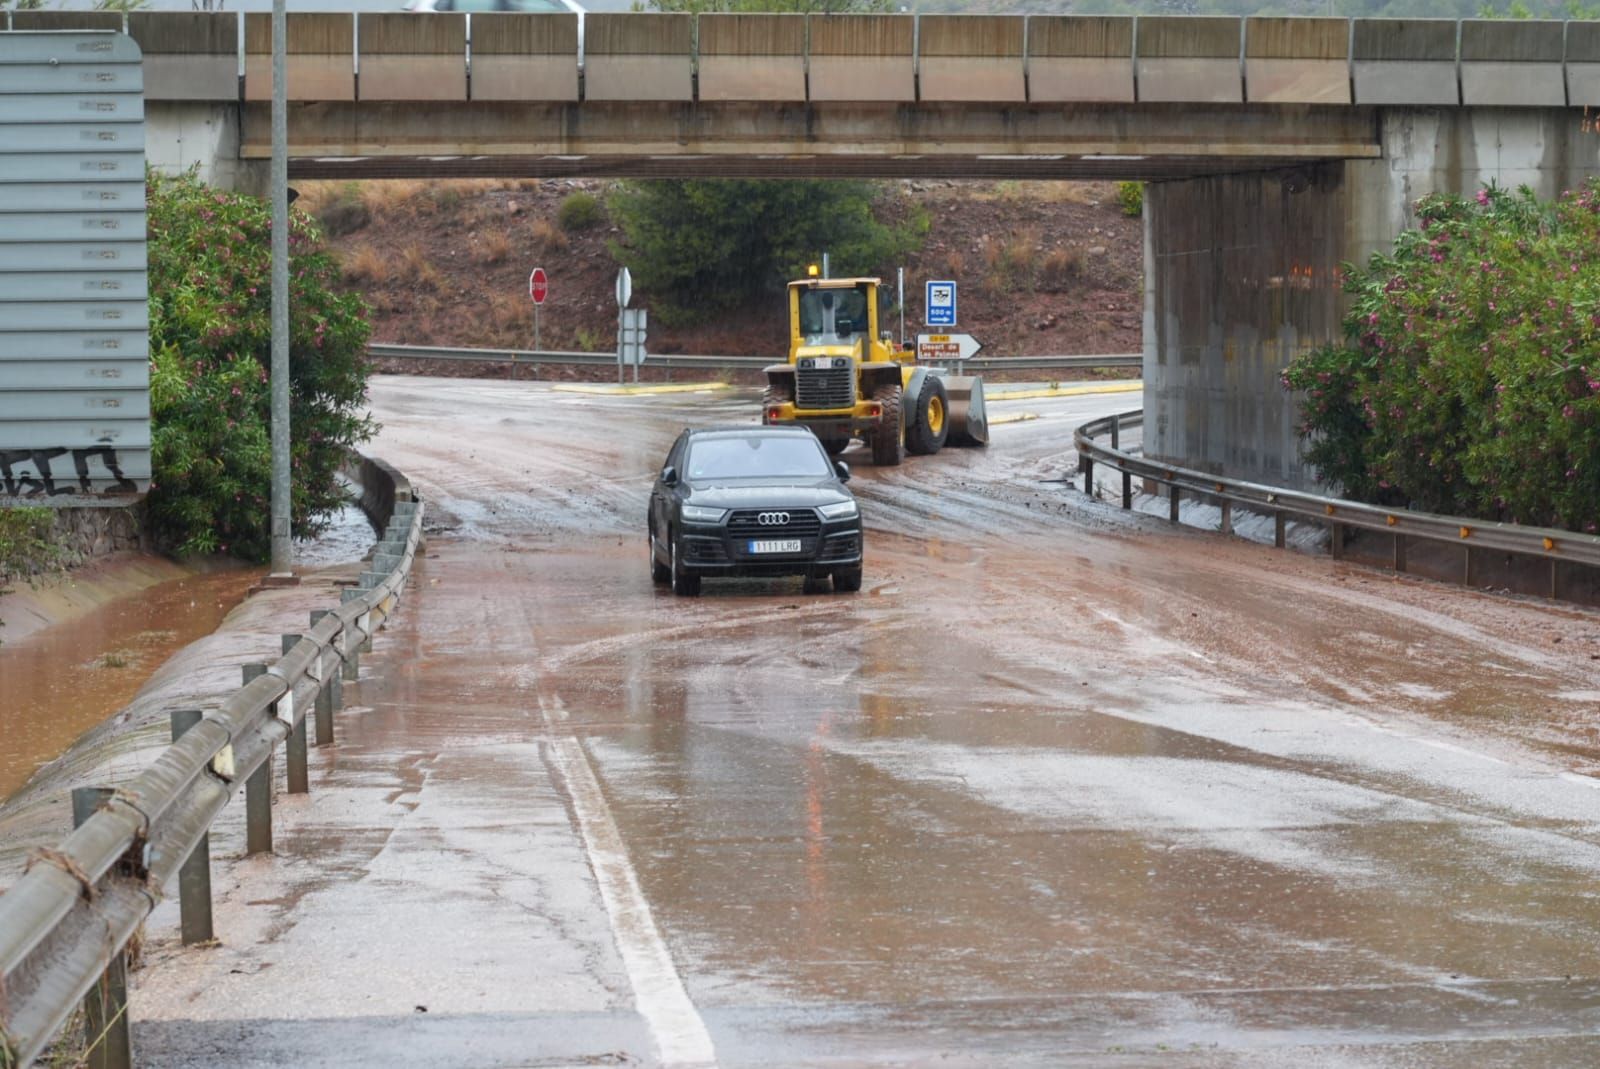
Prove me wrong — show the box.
[6,9,1597,486]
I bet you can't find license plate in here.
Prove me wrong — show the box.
[749,539,802,554]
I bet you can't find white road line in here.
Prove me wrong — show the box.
[539,695,718,1069]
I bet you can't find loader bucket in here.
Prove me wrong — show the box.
[944,376,988,447]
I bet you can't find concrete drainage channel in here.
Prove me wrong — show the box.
[0,454,426,1069]
[1077,409,1600,602]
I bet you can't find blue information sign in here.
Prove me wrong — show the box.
[925,280,957,327]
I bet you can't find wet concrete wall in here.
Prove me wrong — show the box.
[1,507,145,585]
[1144,107,1600,490]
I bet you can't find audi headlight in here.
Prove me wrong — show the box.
[819,500,859,520]
[681,505,727,524]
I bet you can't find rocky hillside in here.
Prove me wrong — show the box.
[300,178,1143,369]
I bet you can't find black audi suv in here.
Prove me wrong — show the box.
[647,426,864,596]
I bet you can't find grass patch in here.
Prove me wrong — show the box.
[343,244,390,285]
[1038,246,1086,291]
[530,218,569,253]
[400,244,443,291]
[478,231,513,266]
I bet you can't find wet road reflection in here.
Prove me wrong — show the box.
[133,377,1600,1066]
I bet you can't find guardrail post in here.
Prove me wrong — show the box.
[1219,500,1232,535]
[282,635,309,795]
[1550,559,1561,600]
[1274,511,1286,549]
[1121,471,1132,510]
[310,610,335,744]
[169,710,215,946]
[1463,546,1475,587]
[1330,523,1345,560]
[242,663,273,855]
[1392,532,1407,573]
[341,588,363,677]
[1109,419,1119,451]
[1082,457,1095,498]
[1169,485,1180,524]
[72,787,133,1069]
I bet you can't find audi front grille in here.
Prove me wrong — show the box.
[727,509,823,539]
[795,359,856,410]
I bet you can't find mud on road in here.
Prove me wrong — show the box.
[132,375,1600,1067]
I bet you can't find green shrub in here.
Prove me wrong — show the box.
[146,169,374,559]
[0,507,62,579]
[1116,181,1143,218]
[557,191,605,232]
[1282,180,1600,531]
[608,180,927,326]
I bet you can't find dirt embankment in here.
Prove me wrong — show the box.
[301,179,1144,368]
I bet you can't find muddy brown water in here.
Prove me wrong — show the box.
[0,564,262,801]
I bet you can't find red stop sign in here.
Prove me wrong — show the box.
[529,267,548,305]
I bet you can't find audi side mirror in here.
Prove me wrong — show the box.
[661,466,678,487]
[834,461,850,482]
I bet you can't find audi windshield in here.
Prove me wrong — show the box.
[686,436,833,481]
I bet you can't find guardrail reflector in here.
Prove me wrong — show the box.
[1460,526,1472,539]
[1544,537,1557,551]
[1386,515,1397,526]
[275,691,294,727]
[212,744,236,780]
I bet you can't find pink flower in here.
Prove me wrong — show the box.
[1476,189,1490,206]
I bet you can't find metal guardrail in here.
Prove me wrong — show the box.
[1076,409,1600,596]
[0,459,427,1069]
[367,342,1142,374]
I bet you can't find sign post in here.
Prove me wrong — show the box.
[528,267,548,353]
[615,267,634,384]
[925,280,957,328]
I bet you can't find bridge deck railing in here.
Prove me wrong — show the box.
[3,12,1593,110]
[0,456,426,1069]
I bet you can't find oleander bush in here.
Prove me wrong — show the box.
[1282,180,1600,532]
[146,169,374,559]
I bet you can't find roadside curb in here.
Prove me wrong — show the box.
[552,383,732,396]
[989,382,1142,402]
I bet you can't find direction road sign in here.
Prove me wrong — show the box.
[915,333,982,362]
[925,280,957,327]
[529,267,548,304]
[616,266,633,309]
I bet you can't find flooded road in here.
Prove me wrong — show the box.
[133,375,1600,1067]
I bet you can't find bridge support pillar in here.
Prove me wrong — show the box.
[146,102,267,194]
[1142,107,1600,493]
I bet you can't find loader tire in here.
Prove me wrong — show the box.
[905,377,949,456]
[817,431,851,456]
[869,383,904,467]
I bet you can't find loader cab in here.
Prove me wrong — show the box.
[789,278,891,363]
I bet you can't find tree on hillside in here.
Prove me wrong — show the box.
[612,0,920,325]
[146,169,374,559]
[608,181,926,325]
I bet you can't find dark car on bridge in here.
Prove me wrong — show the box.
[648,426,864,596]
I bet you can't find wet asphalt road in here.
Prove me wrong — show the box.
[133,376,1600,1067]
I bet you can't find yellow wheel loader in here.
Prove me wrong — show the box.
[760,274,988,466]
